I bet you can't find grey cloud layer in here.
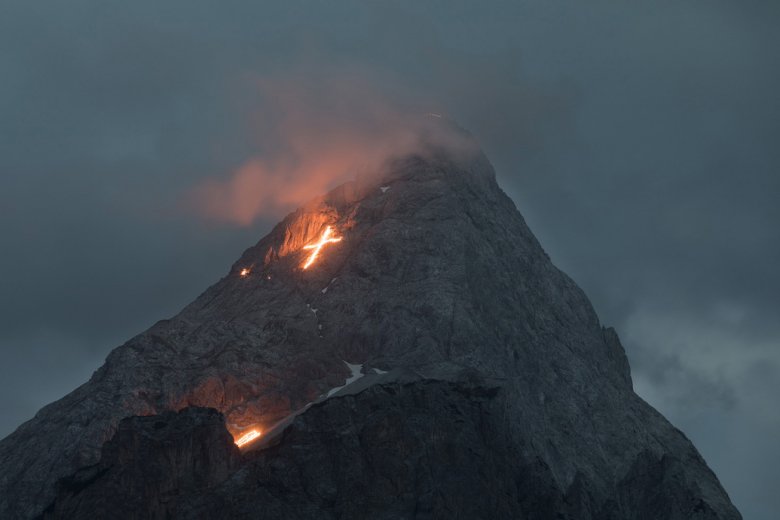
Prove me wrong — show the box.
[1,1,778,518]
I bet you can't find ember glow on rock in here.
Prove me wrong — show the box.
[234,429,261,448]
[239,268,251,277]
[302,226,343,269]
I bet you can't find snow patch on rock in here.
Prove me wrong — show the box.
[326,362,364,397]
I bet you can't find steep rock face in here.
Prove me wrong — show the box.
[207,375,732,520]
[40,408,241,520]
[45,372,734,519]
[0,124,740,518]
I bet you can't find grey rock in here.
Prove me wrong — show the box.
[39,407,241,520]
[0,124,740,518]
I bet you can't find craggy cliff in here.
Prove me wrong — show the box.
[1,124,741,519]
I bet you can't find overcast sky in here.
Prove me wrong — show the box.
[1,1,778,518]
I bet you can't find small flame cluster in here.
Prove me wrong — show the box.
[234,429,262,448]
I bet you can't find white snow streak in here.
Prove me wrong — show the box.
[326,362,364,397]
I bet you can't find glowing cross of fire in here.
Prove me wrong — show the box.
[302,226,343,269]
[235,429,262,448]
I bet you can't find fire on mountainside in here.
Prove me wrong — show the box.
[302,226,343,270]
[234,429,262,448]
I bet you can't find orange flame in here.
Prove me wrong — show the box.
[235,429,262,448]
[302,226,343,269]
[239,268,251,277]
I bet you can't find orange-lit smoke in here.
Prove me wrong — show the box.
[188,74,477,226]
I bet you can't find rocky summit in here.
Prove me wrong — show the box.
[0,123,741,519]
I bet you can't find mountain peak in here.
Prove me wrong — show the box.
[0,132,740,519]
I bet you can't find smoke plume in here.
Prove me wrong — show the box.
[188,73,473,225]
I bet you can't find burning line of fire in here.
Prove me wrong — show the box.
[234,429,262,448]
[302,226,343,269]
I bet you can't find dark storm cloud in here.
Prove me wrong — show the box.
[1,1,778,517]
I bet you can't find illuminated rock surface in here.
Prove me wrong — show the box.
[1,126,740,518]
